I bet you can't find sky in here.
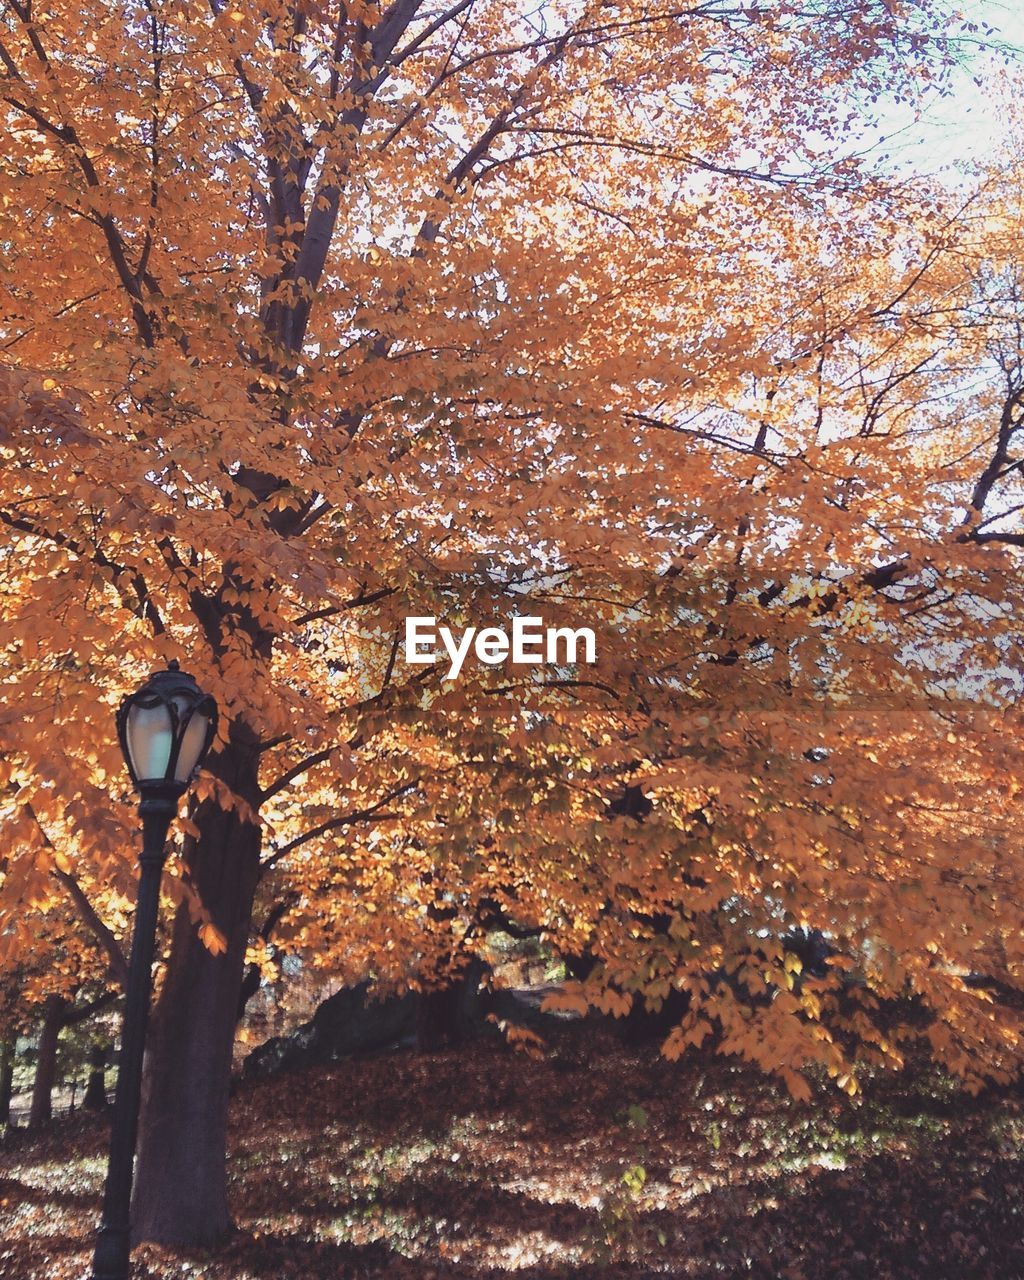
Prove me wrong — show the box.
[867,0,1024,176]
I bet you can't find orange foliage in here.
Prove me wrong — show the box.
[0,0,1022,1100]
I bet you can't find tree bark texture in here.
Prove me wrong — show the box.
[132,739,262,1247]
[28,994,65,1128]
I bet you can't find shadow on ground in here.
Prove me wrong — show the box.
[2,1024,1022,1278]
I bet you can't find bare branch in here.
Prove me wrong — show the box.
[259,782,418,873]
[52,867,129,989]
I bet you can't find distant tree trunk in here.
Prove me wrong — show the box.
[415,984,460,1051]
[0,1039,15,1126]
[133,735,262,1248]
[83,1043,109,1110]
[416,957,486,1051]
[235,958,263,1024]
[28,994,65,1128]
[236,899,291,1024]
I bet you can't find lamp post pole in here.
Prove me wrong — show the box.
[91,783,183,1280]
[90,661,217,1280]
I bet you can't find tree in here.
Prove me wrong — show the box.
[26,986,116,1127]
[0,795,128,1125]
[83,1040,111,1111]
[0,869,122,1127]
[2,0,1022,1249]
[0,1037,13,1129]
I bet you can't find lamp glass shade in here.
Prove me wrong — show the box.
[117,660,218,789]
[124,702,175,783]
[173,698,211,783]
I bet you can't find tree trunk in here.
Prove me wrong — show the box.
[0,1039,14,1126]
[28,994,65,1128]
[83,1043,109,1110]
[132,738,262,1248]
[415,958,486,1051]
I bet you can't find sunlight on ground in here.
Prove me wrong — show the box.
[3,1042,1022,1278]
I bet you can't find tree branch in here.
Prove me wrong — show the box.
[62,988,119,1027]
[259,782,418,873]
[52,868,129,989]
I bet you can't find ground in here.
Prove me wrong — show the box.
[2,1023,1023,1279]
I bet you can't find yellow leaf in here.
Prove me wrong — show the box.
[199,921,228,955]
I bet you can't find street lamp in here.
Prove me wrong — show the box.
[91,660,217,1280]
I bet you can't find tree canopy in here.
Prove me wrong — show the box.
[1,0,1023,1242]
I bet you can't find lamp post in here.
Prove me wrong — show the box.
[91,660,217,1280]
